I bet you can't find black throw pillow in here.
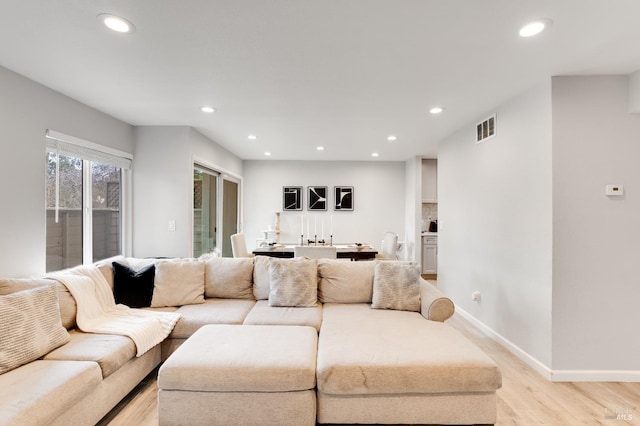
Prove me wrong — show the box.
[112,262,155,308]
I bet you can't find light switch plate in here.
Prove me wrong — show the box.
[605,184,624,196]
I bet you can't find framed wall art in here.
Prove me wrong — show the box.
[334,186,354,211]
[308,186,328,211]
[283,186,303,211]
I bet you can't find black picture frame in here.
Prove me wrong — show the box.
[334,186,354,211]
[283,186,303,211]
[308,186,328,211]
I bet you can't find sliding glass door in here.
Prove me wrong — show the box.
[193,168,218,257]
[193,164,241,258]
[221,178,239,258]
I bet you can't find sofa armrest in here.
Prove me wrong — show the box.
[419,279,454,322]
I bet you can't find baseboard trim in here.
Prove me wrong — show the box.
[454,306,552,380]
[455,306,640,382]
[550,370,640,382]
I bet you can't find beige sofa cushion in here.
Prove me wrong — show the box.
[252,255,271,300]
[0,360,102,425]
[269,257,318,307]
[0,286,71,375]
[0,278,77,330]
[94,255,127,290]
[317,303,502,395]
[243,300,323,331]
[44,330,136,378]
[158,324,317,392]
[204,257,254,299]
[318,259,374,303]
[371,261,421,312]
[151,260,205,308]
[167,299,256,338]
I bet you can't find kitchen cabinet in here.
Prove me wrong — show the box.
[422,235,437,274]
[422,159,437,202]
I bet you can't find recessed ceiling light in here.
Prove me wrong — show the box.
[98,13,135,34]
[264,152,271,156]
[200,106,215,113]
[429,107,444,115]
[316,146,325,151]
[371,152,379,158]
[519,19,552,38]
[248,135,257,140]
[387,135,398,141]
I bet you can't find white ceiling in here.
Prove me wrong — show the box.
[2,0,640,161]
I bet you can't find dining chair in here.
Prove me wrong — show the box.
[230,233,254,258]
[294,246,338,259]
[377,232,398,260]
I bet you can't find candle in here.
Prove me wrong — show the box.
[300,215,304,235]
[330,215,333,236]
[321,218,324,239]
[307,219,309,237]
[314,216,317,236]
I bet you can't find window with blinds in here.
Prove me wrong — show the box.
[45,130,132,272]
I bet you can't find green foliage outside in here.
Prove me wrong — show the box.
[46,153,121,209]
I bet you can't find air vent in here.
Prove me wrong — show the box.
[476,114,496,143]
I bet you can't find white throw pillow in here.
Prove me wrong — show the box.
[318,259,374,303]
[0,286,70,375]
[268,257,318,307]
[151,260,205,307]
[204,257,254,299]
[371,261,421,312]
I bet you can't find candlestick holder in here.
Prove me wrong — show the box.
[318,239,325,245]
[330,235,333,246]
[314,235,318,246]
[300,234,304,246]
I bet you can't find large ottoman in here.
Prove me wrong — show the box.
[157,324,317,426]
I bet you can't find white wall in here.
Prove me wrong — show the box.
[0,65,133,277]
[438,80,553,367]
[243,161,405,252]
[132,126,243,258]
[132,127,192,258]
[552,76,640,373]
[629,69,640,113]
[189,128,243,177]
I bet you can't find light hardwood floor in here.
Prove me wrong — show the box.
[99,313,640,426]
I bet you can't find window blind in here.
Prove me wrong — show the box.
[46,130,132,223]
[45,130,132,170]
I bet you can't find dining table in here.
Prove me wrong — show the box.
[252,244,378,261]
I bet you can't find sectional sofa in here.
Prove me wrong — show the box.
[0,255,502,426]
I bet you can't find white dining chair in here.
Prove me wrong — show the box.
[294,246,338,259]
[230,233,254,258]
[377,232,398,260]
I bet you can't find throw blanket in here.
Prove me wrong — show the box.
[47,265,180,357]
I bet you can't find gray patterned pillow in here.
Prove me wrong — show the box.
[0,278,77,330]
[371,261,421,312]
[0,285,71,375]
[268,258,318,307]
